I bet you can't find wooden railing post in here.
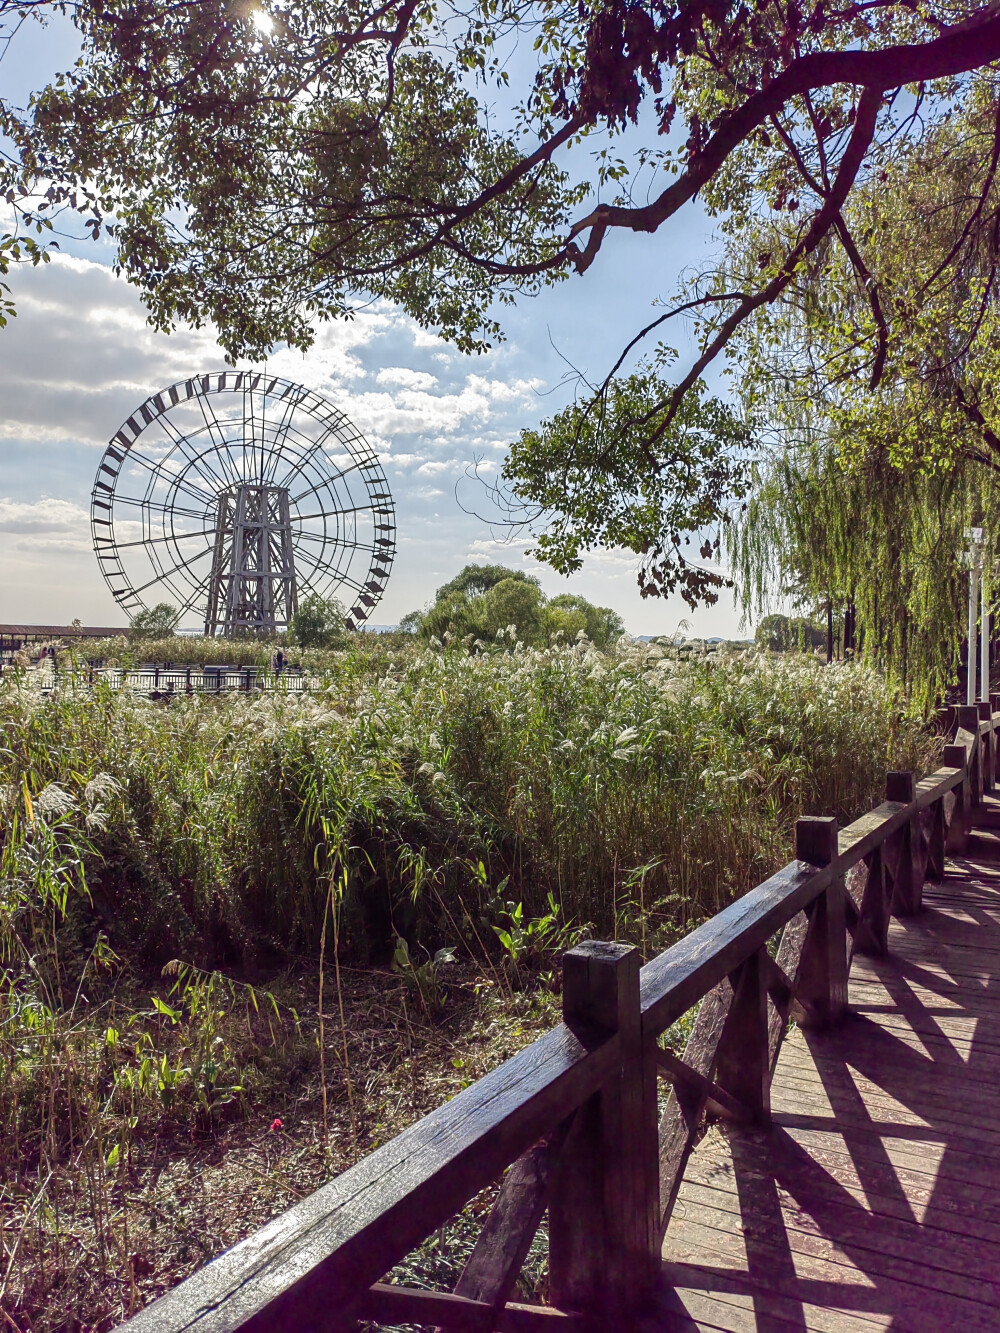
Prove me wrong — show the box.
[886,771,922,916]
[958,704,983,805]
[550,941,659,1320]
[795,816,848,1025]
[978,701,994,792]
[944,742,971,853]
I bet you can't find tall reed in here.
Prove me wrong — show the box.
[1,641,935,968]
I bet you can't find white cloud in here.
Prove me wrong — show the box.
[377,367,438,391]
[417,459,460,476]
[0,498,93,554]
[0,497,89,533]
[384,453,426,468]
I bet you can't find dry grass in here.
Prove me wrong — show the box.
[1,959,558,1331]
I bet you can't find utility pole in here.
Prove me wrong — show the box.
[965,528,986,705]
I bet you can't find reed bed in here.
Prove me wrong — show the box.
[0,640,935,1328]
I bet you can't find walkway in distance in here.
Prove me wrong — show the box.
[657,795,1000,1332]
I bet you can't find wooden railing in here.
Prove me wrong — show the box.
[123,697,1000,1332]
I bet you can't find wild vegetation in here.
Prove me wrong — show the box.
[1,636,936,1327]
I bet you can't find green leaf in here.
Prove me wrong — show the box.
[151,995,181,1022]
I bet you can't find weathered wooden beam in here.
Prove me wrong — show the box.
[851,845,890,956]
[914,767,962,809]
[886,772,922,916]
[550,942,659,1320]
[713,949,771,1127]
[652,1042,749,1123]
[362,1283,584,1331]
[766,911,808,1074]
[978,701,994,792]
[121,1021,619,1332]
[656,980,733,1240]
[957,711,983,805]
[944,742,971,853]
[795,817,848,1026]
[927,796,946,881]
[639,860,828,1037]
[448,1125,568,1319]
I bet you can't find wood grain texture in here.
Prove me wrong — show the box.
[660,792,1000,1330]
[550,942,659,1316]
[713,951,770,1127]
[640,864,828,1038]
[658,980,734,1238]
[450,1129,566,1313]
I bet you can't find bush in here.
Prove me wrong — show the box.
[288,594,347,648]
[407,563,625,649]
[128,602,178,640]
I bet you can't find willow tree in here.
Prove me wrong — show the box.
[729,437,1000,706]
[705,83,1000,703]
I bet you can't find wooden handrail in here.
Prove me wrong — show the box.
[122,710,1000,1333]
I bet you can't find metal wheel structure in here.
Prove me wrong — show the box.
[91,373,395,635]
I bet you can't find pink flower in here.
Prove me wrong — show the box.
[269,1117,283,1132]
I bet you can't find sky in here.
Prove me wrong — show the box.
[0,18,750,638]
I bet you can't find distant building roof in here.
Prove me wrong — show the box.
[0,624,127,638]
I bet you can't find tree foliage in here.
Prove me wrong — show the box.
[5,0,1000,399]
[503,374,753,605]
[728,435,1000,707]
[715,86,1000,703]
[128,602,178,640]
[9,0,1000,612]
[288,593,347,648]
[406,563,625,647]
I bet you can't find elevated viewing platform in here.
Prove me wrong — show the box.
[121,703,1000,1332]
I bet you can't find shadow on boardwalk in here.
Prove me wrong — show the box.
[654,796,1000,1332]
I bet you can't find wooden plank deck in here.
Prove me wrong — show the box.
[654,795,1000,1331]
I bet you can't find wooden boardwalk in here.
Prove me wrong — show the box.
[657,795,1000,1331]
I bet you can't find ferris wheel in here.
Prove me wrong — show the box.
[90,372,395,635]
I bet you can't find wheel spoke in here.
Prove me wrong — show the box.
[115,443,218,509]
[128,544,215,598]
[110,528,217,552]
[108,495,210,524]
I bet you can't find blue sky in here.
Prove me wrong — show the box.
[0,18,748,636]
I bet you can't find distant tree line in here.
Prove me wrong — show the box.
[129,567,624,651]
